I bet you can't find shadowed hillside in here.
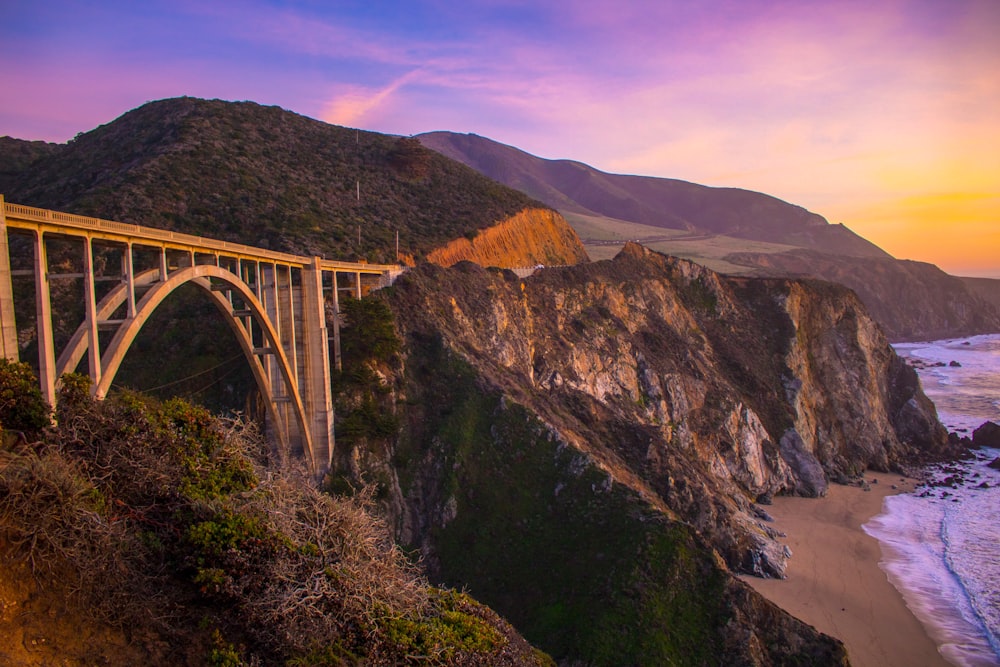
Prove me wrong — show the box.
[418,131,888,258]
[727,250,1000,341]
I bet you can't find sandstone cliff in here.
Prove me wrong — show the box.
[426,207,589,268]
[336,243,950,665]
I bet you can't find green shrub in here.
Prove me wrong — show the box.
[383,590,503,662]
[339,296,400,365]
[0,359,50,433]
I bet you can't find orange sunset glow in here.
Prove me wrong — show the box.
[2,0,998,276]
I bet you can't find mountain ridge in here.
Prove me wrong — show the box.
[418,131,889,259]
[417,130,1000,341]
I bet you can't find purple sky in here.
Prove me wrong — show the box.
[2,0,998,276]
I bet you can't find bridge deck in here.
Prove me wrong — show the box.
[2,200,400,275]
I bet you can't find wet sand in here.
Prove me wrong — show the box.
[744,476,951,667]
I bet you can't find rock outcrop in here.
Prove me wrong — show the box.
[425,207,589,268]
[973,421,1000,449]
[342,243,950,664]
[727,249,1000,341]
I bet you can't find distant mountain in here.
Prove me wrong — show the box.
[419,131,1000,341]
[418,131,889,259]
[0,98,580,266]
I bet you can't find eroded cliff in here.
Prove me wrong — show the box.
[727,249,1000,341]
[337,243,951,665]
[425,207,589,268]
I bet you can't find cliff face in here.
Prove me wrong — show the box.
[425,207,589,268]
[728,249,1000,341]
[340,243,949,665]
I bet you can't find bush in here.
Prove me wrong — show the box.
[0,359,50,433]
[0,384,547,664]
[339,296,400,365]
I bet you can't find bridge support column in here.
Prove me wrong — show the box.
[302,258,334,473]
[34,230,56,407]
[82,237,102,384]
[330,270,342,371]
[0,196,19,361]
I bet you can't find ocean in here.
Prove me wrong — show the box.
[863,334,1000,667]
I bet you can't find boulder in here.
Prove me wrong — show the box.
[972,421,1000,448]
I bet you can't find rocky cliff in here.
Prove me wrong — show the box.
[337,243,951,665]
[426,208,589,268]
[728,249,1000,341]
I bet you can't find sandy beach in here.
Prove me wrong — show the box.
[744,476,951,667]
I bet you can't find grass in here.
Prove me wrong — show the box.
[562,210,800,273]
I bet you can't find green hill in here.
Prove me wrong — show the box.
[0,98,544,264]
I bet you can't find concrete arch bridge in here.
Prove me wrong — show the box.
[0,196,403,474]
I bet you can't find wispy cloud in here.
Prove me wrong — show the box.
[319,70,426,128]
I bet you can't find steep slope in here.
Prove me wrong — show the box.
[0,98,585,267]
[418,131,888,258]
[728,250,1000,341]
[336,244,952,664]
[962,276,1000,312]
[426,208,588,268]
[0,373,550,666]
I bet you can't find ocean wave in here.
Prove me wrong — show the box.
[864,490,999,666]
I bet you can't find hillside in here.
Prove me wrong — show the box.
[963,276,1000,312]
[0,98,584,267]
[0,363,550,666]
[418,131,1000,341]
[418,131,888,258]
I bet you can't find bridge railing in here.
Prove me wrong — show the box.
[5,201,403,274]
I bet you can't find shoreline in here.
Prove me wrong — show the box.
[743,475,950,667]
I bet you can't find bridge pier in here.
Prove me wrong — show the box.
[302,259,334,470]
[33,228,57,408]
[0,197,18,361]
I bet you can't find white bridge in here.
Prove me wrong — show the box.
[0,196,403,474]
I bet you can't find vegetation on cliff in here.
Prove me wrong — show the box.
[0,360,549,666]
[389,340,848,665]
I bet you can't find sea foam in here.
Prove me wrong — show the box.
[865,334,1000,666]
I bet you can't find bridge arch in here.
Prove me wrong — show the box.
[93,264,317,469]
[2,198,403,475]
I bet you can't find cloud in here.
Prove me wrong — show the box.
[319,70,426,127]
